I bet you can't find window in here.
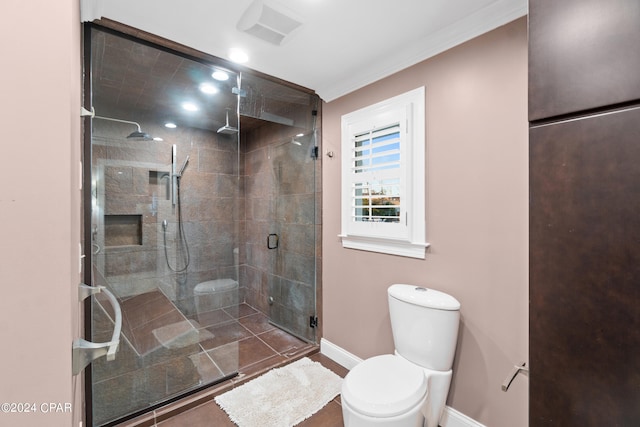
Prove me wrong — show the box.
[340,87,428,258]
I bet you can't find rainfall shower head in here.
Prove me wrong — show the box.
[93,114,155,141]
[127,130,153,140]
[217,110,239,135]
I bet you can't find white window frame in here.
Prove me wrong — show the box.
[340,87,428,258]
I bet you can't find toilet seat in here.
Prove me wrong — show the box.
[342,354,427,418]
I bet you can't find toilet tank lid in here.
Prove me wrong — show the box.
[388,284,460,311]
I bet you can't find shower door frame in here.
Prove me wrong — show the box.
[81,24,244,427]
[81,21,322,427]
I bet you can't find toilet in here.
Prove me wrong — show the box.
[194,278,239,317]
[341,284,460,427]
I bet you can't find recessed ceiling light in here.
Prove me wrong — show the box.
[229,48,249,64]
[182,102,199,112]
[212,70,229,81]
[199,83,219,95]
[165,122,177,129]
[153,137,164,141]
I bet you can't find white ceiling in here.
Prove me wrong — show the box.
[83,0,527,102]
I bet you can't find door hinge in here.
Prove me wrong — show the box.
[309,316,318,328]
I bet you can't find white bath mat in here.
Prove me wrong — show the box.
[215,357,343,427]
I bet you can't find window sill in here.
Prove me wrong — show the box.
[339,234,430,259]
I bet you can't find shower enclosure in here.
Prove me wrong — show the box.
[85,26,321,426]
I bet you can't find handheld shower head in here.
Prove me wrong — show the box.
[178,155,190,177]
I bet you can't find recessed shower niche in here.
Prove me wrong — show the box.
[104,214,142,247]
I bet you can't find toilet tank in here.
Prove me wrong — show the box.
[388,284,460,372]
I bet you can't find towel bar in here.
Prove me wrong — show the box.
[502,362,528,392]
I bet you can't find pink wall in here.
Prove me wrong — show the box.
[0,1,82,426]
[322,18,528,427]
[0,5,525,425]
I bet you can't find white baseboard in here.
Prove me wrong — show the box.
[320,338,363,369]
[440,407,486,427]
[320,338,486,427]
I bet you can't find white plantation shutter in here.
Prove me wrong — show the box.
[340,87,428,258]
[351,124,402,224]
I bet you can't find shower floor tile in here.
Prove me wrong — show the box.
[257,328,308,356]
[108,302,318,426]
[188,308,233,328]
[223,302,258,319]
[187,351,225,383]
[199,321,254,350]
[237,312,276,334]
[130,310,187,355]
[120,290,175,328]
[205,336,279,374]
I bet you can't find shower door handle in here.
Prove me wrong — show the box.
[267,233,279,249]
[72,284,122,375]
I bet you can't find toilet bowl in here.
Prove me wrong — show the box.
[342,355,428,427]
[341,284,460,427]
[194,278,239,317]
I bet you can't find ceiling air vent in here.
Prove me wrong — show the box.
[237,0,303,46]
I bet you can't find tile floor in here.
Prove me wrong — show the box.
[96,291,326,426]
[107,295,344,427]
[154,353,347,427]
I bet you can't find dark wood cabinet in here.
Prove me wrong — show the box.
[529,107,640,426]
[529,0,640,121]
[530,0,640,424]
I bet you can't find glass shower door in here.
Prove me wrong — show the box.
[240,74,320,343]
[267,134,319,342]
[86,24,321,427]
[87,26,241,426]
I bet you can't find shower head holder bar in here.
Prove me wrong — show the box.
[82,106,152,140]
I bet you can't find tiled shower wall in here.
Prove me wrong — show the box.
[92,113,322,340]
[92,120,242,314]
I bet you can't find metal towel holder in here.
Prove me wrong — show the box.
[72,283,122,375]
[502,361,529,392]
